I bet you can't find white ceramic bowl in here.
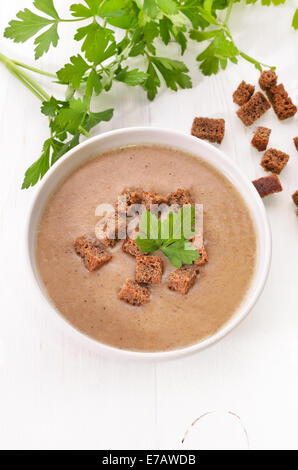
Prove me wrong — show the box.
[26,127,271,360]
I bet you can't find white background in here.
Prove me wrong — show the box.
[0,1,298,450]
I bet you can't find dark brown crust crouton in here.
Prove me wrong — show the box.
[233,81,255,106]
[266,84,297,120]
[292,191,298,207]
[118,280,150,306]
[135,255,163,284]
[101,211,127,245]
[168,267,197,295]
[252,175,283,198]
[259,70,277,91]
[190,232,208,270]
[294,137,298,151]
[191,117,225,144]
[261,148,289,175]
[75,235,112,272]
[237,92,271,126]
[141,191,167,210]
[167,188,194,207]
[122,238,143,257]
[102,237,117,248]
[251,126,271,152]
[119,188,143,214]
[194,245,208,268]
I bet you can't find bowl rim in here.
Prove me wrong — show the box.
[25,126,272,361]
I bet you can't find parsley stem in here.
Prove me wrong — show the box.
[240,51,275,70]
[223,1,233,26]
[0,52,50,101]
[10,60,57,79]
[79,126,89,137]
[0,52,89,137]
[18,72,50,101]
[0,60,45,102]
[59,18,87,22]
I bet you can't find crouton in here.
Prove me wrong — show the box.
[191,117,225,144]
[168,267,197,295]
[191,231,203,249]
[259,70,277,90]
[233,80,255,106]
[261,148,289,175]
[194,245,208,268]
[292,191,298,207]
[118,280,150,306]
[141,191,167,211]
[294,137,298,151]
[237,92,271,126]
[122,238,143,257]
[135,255,163,284]
[251,126,271,152]
[75,235,112,272]
[167,188,194,207]
[191,232,208,269]
[100,211,127,244]
[101,238,117,248]
[252,175,283,198]
[119,188,143,214]
[266,84,297,120]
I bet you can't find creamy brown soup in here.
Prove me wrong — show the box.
[36,145,257,352]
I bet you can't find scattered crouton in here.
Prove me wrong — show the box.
[136,255,163,284]
[122,238,143,257]
[292,191,298,207]
[118,280,150,306]
[191,117,225,144]
[237,92,271,126]
[75,235,112,272]
[251,126,271,151]
[168,267,197,295]
[252,175,283,198]
[259,70,277,90]
[167,188,194,207]
[141,191,167,210]
[294,137,298,151]
[233,80,255,106]
[261,148,289,175]
[266,84,297,120]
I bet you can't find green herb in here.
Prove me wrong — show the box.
[292,9,298,30]
[0,0,296,188]
[136,207,199,268]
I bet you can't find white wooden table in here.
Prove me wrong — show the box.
[1,1,298,450]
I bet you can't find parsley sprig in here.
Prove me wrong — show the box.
[0,0,296,188]
[136,207,199,268]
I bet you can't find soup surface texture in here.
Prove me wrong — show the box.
[36,145,257,352]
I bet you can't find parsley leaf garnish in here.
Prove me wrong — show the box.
[136,209,198,268]
[162,239,199,268]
